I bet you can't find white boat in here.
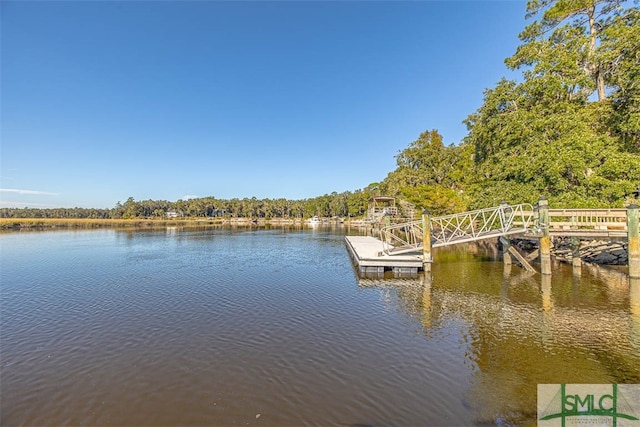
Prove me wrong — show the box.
[308,216,322,225]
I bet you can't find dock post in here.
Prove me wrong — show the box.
[571,236,582,274]
[501,237,513,265]
[538,197,552,275]
[422,209,432,273]
[628,204,640,278]
[499,201,513,266]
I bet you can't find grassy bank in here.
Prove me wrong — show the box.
[0,217,227,230]
[0,217,316,230]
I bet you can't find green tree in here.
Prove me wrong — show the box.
[121,197,141,219]
[507,0,628,102]
[600,6,640,150]
[400,185,466,215]
[465,1,640,208]
[382,130,468,214]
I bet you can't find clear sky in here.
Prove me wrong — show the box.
[1,1,526,209]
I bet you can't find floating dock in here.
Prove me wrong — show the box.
[345,236,423,277]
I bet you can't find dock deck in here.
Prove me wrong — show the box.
[345,236,423,277]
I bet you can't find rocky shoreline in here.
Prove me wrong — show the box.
[512,238,629,266]
[552,237,628,265]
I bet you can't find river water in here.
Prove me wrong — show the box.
[1,226,638,426]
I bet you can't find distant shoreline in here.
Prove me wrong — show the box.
[0,217,365,230]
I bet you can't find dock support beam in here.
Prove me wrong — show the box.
[499,236,536,272]
[628,204,640,278]
[422,209,432,273]
[538,197,552,275]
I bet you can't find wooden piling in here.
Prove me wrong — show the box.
[628,204,639,278]
[499,202,512,265]
[501,237,513,265]
[538,197,552,275]
[571,236,582,270]
[422,209,432,273]
[499,236,535,272]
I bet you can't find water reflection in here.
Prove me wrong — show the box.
[358,255,640,425]
[2,229,638,426]
[631,278,640,351]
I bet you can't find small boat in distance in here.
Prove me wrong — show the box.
[308,216,323,225]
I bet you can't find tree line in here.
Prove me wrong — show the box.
[0,191,377,220]
[2,0,639,220]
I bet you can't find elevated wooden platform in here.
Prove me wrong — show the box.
[345,236,423,277]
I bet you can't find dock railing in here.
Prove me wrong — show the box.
[545,209,627,237]
[378,219,424,254]
[430,203,535,247]
[367,201,638,278]
[379,203,535,254]
[378,204,630,255]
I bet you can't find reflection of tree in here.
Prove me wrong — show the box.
[361,253,640,425]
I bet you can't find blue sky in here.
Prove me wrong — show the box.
[1,1,526,209]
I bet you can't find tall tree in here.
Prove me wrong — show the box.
[600,6,640,150]
[507,0,627,101]
[382,130,469,214]
[465,1,640,208]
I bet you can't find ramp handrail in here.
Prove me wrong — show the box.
[378,220,423,254]
[431,203,535,246]
[379,203,536,254]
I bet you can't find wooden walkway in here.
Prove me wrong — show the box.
[345,236,422,277]
[345,201,639,278]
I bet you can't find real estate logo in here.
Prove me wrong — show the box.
[538,384,640,427]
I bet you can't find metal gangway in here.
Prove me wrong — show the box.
[379,203,536,255]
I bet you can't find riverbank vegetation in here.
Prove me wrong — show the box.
[2,1,638,225]
[0,191,373,224]
[0,218,221,230]
[380,1,640,211]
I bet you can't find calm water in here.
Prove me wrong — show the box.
[1,227,638,426]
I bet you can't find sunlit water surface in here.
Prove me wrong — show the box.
[1,227,638,426]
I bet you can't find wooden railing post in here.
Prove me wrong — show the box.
[422,209,432,273]
[628,204,640,278]
[538,197,552,275]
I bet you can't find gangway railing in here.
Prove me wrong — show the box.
[431,203,535,247]
[379,203,535,255]
[378,220,424,255]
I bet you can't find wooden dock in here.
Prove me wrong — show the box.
[345,236,423,277]
[346,201,639,278]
